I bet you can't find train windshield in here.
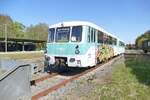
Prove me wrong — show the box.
[49,28,55,42]
[71,26,82,42]
[56,27,70,42]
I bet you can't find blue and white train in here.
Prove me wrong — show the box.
[45,21,125,67]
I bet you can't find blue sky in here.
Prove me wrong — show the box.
[0,0,150,44]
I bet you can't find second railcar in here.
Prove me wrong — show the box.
[142,39,150,53]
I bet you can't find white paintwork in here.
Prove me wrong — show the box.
[49,21,124,43]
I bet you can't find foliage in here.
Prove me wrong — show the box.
[0,14,13,36]
[0,14,49,50]
[0,14,25,38]
[0,14,13,24]
[0,14,48,41]
[25,23,48,40]
[25,23,49,49]
[7,22,25,38]
[125,44,135,49]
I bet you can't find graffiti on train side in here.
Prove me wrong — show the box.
[96,44,114,63]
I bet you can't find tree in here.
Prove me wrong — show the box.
[0,14,25,38]
[7,22,25,38]
[25,23,48,40]
[14,22,25,38]
[0,14,13,37]
[0,14,13,24]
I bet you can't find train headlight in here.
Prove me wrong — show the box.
[77,60,81,64]
[69,58,75,62]
[75,49,80,54]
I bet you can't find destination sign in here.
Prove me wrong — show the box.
[57,27,70,32]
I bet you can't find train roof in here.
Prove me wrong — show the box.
[49,21,124,43]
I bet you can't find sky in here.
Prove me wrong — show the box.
[0,0,150,44]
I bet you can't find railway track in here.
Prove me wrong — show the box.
[31,55,122,100]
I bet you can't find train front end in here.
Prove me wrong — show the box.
[45,22,87,67]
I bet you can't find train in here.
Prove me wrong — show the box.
[45,21,125,67]
[142,39,150,53]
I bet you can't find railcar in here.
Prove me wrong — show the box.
[45,21,125,67]
[142,39,150,53]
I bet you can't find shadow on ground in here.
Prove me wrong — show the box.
[44,64,90,76]
[124,53,150,86]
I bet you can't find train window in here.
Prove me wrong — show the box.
[90,28,96,43]
[109,36,113,45]
[71,26,82,42]
[88,27,96,43]
[97,31,104,43]
[113,38,117,45]
[122,42,125,46]
[49,28,55,42]
[93,29,96,42]
[104,34,109,44]
[56,27,70,42]
[119,41,121,46]
[119,41,125,46]
[91,28,94,42]
[88,27,90,42]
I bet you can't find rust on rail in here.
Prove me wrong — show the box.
[34,72,59,83]
[31,62,106,100]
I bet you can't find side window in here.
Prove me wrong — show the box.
[91,28,96,43]
[97,31,104,43]
[121,41,125,46]
[104,34,108,44]
[91,28,94,42]
[88,27,90,42]
[93,29,96,42]
[119,41,124,46]
[49,28,55,42]
[113,38,117,45]
[87,27,97,43]
[109,36,113,45]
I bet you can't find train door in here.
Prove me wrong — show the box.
[94,29,98,65]
[90,27,97,66]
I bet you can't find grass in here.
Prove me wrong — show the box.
[0,52,44,60]
[65,54,150,100]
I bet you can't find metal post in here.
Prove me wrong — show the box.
[22,41,24,51]
[4,24,7,52]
